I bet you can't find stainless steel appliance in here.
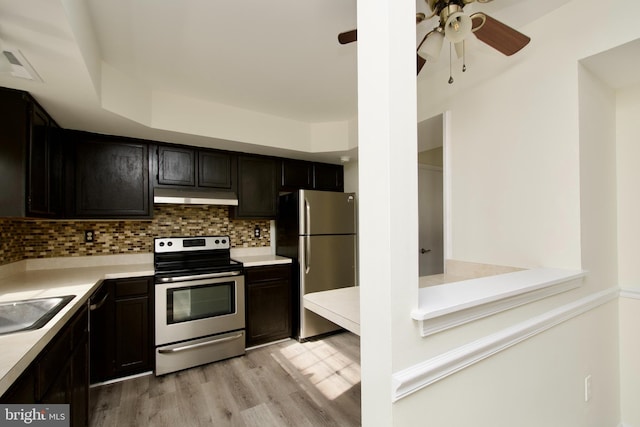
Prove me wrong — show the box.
[276,189,357,340]
[154,236,245,375]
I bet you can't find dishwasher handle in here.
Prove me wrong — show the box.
[89,291,109,311]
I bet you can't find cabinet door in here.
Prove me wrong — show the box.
[27,105,50,215]
[114,296,150,375]
[235,155,278,218]
[73,138,150,218]
[158,145,196,186]
[281,159,313,190]
[70,340,88,427]
[198,150,233,189]
[245,265,292,347]
[313,162,344,192]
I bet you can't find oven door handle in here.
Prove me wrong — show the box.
[158,333,244,354]
[157,270,243,283]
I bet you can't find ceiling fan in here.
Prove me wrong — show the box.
[338,0,531,81]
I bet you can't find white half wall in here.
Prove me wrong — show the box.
[619,295,640,427]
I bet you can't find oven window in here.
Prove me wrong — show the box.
[167,281,235,324]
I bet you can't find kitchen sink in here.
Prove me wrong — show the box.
[0,295,75,335]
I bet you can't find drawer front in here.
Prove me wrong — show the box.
[245,265,291,283]
[114,277,151,299]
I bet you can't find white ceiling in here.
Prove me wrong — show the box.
[2,0,634,162]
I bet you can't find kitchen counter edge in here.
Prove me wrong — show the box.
[233,254,292,267]
[0,263,154,397]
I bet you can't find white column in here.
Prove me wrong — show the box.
[357,0,419,424]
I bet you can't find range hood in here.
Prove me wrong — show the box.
[153,188,238,206]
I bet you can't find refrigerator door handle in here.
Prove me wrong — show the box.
[304,197,311,235]
[305,235,311,274]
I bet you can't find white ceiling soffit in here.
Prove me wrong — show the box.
[85,0,358,124]
[580,38,640,90]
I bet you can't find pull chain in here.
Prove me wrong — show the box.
[462,41,466,72]
[448,43,454,84]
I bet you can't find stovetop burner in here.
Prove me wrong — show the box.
[153,236,243,282]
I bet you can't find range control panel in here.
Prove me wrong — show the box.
[154,236,231,253]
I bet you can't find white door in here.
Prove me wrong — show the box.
[418,165,444,276]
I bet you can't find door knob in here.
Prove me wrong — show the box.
[420,248,431,254]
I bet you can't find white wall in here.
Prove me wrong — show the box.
[616,83,640,426]
[616,84,640,290]
[577,63,618,291]
[354,0,639,425]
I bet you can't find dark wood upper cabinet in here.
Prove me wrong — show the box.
[199,150,233,189]
[1,87,345,222]
[157,145,195,186]
[281,159,313,190]
[65,131,152,219]
[0,87,61,218]
[313,162,344,192]
[234,155,278,219]
[28,104,62,217]
[154,144,235,191]
[280,159,344,192]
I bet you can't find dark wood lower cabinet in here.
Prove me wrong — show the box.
[114,296,150,373]
[245,264,292,347]
[0,304,89,427]
[90,276,154,383]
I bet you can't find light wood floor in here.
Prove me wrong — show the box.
[89,332,361,427]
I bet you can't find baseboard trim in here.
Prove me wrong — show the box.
[392,287,618,402]
[89,371,153,388]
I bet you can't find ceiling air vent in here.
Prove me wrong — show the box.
[1,49,43,82]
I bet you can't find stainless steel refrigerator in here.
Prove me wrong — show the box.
[276,189,357,340]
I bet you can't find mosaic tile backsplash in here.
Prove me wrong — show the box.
[0,205,271,266]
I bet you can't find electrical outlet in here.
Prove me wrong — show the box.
[254,225,261,238]
[84,230,95,243]
[584,374,592,402]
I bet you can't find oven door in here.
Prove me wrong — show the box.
[155,274,245,346]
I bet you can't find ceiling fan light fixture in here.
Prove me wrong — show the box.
[444,11,472,43]
[417,30,444,60]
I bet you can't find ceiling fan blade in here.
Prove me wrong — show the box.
[470,13,530,56]
[417,54,426,75]
[338,29,358,45]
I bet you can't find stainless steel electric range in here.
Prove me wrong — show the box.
[153,236,245,375]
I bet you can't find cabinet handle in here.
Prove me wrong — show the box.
[89,292,109,311]
[158,333,244,354]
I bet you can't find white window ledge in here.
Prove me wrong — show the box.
[411,268,586,337]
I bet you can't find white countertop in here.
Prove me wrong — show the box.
[300,268,585,340]
[0,262,153,396]
[233,254,292,267]
[0,249,290,396]
[304,287,360,336]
